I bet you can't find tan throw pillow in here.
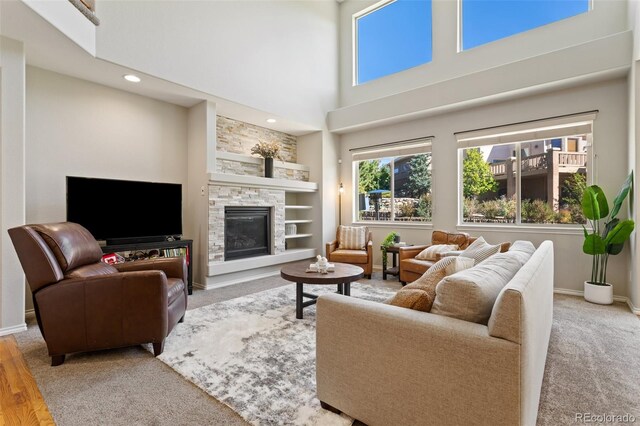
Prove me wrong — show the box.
[459,236,500,264]
[431,247,532,324]
[338,226,366,250]
[387,256,475,312]
[415,244,459,261]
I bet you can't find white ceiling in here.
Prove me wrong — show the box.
[1,0,319,136]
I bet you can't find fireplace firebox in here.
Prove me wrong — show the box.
[224,207,272,260]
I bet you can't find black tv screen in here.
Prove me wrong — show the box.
[66,176,182,243]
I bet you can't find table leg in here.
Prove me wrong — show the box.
[337,283,344,294]
[344,282,351,296]
[296,282,303,319]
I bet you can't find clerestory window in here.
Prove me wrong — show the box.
[354,0,433,85]
[460,0,591,51]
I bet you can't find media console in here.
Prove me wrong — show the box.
[101,239,193,295]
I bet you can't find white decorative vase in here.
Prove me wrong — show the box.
[584,281,613,305]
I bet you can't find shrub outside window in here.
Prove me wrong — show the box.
[461,136,589,225]
[355,151,432,223]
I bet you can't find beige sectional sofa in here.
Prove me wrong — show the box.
[316,240,554,426]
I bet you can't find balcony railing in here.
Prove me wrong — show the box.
[490,151,586,177]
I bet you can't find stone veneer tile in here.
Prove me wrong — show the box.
[216,115,297,163]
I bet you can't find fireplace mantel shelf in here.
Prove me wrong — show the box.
[209,173,318,193]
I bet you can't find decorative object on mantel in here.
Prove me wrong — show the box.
[285,223,297,236]
[251,140,283,178]
[581,171,634,305]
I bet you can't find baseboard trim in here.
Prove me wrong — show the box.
[0,323,27,336]
[553,288,640,315]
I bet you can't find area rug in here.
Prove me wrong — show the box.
[153,282,395,425]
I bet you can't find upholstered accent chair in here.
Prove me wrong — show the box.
[326,226,373,279]
[398,230,510,284]
[8,222,187,366]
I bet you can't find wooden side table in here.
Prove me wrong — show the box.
[381,245,404,280]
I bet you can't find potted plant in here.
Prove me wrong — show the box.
[381,231,399,270]
[581,172,635,304]
[251,140,283,178]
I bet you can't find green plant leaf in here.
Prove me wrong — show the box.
[603,220,635,246]
[582,225,589,238]
[582,186,608,220]
[606,243,625,255]
[602,218,619,239]
[583,233,606,255]
[610,172,634,219]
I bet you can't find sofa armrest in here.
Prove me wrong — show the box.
[115,256,187,282]
[316,294,520,426]
[35,272,169,355]
[398,244,429,261]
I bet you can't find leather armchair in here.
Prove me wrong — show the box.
[326,227,373,279]
[8,222,187,366]
[399,230,511,284]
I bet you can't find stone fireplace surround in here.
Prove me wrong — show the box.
[209,185,285,263]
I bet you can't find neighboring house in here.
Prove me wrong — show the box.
[485,136,588,208]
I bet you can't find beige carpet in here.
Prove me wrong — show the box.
[14,274,640,425]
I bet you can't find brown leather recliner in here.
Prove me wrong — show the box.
[326,226,373,279]
[398,230,510,284]
[8,222,187,366]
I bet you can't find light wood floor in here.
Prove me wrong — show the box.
[0,335,55,425]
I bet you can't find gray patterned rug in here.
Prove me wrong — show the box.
[153,282,394,425]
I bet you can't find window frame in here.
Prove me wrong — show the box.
[351,139,434,225]
[456,115,596,229]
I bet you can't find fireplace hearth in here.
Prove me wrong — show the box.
[224,207,272,260]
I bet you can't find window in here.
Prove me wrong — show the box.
[353,139,432,223]
[458,113,595,225]
[355,0,432,85]
[460,0,590,51]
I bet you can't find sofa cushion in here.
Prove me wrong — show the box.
[431,245,535,324]
[401,258,435,275]
[415,244,459,261]
[459,236,501,264]
[329,249,368,264]
[167,278,185,305]
[32,222,104,272]
[338,226,367,250]
[388,257,475,312]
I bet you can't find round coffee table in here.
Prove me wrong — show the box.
[280,261,364,319]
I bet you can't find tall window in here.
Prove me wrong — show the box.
[354,0,432,85]
[458,113,595,225]
[460,0,590,51]
[353,140,432,223]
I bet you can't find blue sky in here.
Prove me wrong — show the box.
[462,0,590,50]
[357,0,589,84]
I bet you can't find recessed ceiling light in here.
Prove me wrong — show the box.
[266,118,277,123]
[123,74,141,83]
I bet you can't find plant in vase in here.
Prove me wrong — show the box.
[581,172,635,304]
[251,140,284,178]
[381,231,399,270]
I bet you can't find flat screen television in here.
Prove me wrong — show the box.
[66,176,182,244]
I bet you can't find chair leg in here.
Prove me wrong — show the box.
[179,314,185,323]
[153,340,165,356]
[320,401,341,414]
[51,354,65,366]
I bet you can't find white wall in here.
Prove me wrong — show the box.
[339,78,630,296]
[95,0,339,128]
[339,0,628,107]
[25,66,188,308]
[0,36,27,335]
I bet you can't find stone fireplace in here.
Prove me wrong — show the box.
[224,206,272,260]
